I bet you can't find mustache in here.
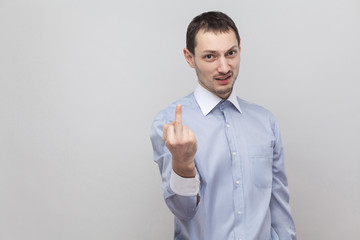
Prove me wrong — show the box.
[214,71,232,79]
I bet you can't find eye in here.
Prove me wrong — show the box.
[228,50,236,56]
[203,54,216,62]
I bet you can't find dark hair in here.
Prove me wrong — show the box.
[186,11,240,55]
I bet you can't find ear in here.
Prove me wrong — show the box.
[183,48,195,68]
[238,38,242,53]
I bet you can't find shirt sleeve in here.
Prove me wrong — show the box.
[270,117,297,239]
[150,115,200,221]
[170,169,200,196]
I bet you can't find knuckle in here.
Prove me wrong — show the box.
[175,139,185,146]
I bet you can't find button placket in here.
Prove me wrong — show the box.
[221,101,244,239]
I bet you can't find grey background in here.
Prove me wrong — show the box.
[1,0,359,239]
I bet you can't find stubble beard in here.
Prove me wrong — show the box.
[197,72,238,99]
[198,78,234,99]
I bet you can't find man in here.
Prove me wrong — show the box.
[150,11,296,240]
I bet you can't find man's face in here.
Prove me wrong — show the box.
[184,29,241,99]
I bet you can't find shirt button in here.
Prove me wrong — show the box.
[237,211,242,215]
[236,180,240,185]
[232,152,236,156]
[226,124,230,128]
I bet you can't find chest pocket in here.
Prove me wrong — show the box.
[249,146,273,188]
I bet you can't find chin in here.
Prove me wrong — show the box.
[216,87,233,97]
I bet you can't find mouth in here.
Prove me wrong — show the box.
[215,73,232,84]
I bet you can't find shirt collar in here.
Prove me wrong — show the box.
[194,84,242,116]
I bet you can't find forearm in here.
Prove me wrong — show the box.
[270,176,296,239]
[165,187,199,221]
[164,167,200,221]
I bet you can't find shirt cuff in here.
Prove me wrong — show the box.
[170,169,200,196]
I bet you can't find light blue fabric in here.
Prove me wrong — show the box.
[150,90,296,240]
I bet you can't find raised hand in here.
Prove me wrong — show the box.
[162,104,197,178]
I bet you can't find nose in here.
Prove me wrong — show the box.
[217,57,230,74]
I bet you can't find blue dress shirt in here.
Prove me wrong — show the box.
[150,85,296,240]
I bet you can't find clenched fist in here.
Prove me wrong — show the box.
[162,104,197,178]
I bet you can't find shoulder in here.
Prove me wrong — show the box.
[237,98,282,139]
[237,97,277,122]
[152,93,197,124]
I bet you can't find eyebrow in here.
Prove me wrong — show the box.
[201,45,239,54]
